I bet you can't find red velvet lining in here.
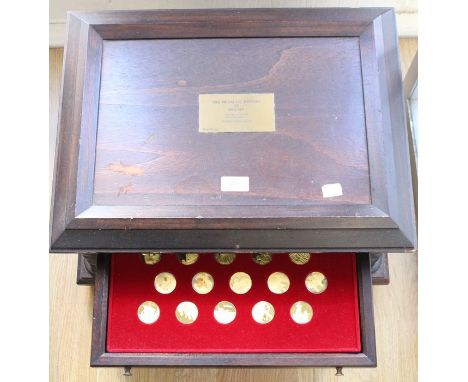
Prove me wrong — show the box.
[107,253,361,353]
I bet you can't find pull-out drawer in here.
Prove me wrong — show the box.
[90,253,376,367]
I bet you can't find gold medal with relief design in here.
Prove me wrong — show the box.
[175,301,198,324]
[214,253,236,265]
[229,272,252,294]
[267,272,290,294]
[305,272,328,294]
[137,301,160,324]
[290,301,313,324]
[252,301,275,324]
[178,253,199,265]
[154,272,177,294]
[192,272,214,294]
[252,253,273,265]
[289,252,311,265]
[141,252,161,265]
[214,301,237,324]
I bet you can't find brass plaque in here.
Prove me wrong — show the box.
[199,93,275,133]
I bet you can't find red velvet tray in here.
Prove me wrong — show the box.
[107,253,361,353]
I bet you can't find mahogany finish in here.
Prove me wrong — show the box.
[50,8,416,252]
[90,253,376,367]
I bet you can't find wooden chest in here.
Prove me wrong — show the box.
[50,8,416,372]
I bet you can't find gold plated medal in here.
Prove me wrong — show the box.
[141,252,161,265]
[178,253,199,265]
[214,253,236,265]
[252,252,273,265]
[267,272,290,294]
[305,272,328,294]
[192,272,214,294]
[290,301,313,324]
[289,252,311,265]
[213,301,237,324]
[154,272,177,294]
[137,301,160,324]
[252,301,275,324]
[175,301,198,324]
[229,272,252,294]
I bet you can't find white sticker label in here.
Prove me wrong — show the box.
[321,183,343,198]
[221,176,249,192]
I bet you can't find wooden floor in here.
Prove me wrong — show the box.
[49,39,418,382]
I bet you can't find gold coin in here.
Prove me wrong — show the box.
[229,272,252,294]
[178,253,199,265]
[215,253,236,265]
[175,301,198,324]
[137,301,160,324]
[305,272,328,294]
[252,301,275,324]
[267,272,290,294]
[213,301,237,324]
[290,301,314,324]
[192,272,214,294]
[252,253,273,265]
[141,252,161,265]
[289,252,311,265]
[154,272,176,294]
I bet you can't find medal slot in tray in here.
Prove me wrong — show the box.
[91,253,376,367]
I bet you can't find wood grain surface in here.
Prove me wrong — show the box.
[95,37,370,207]
[49,38,417,381]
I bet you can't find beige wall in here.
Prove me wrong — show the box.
[49,0,418,46]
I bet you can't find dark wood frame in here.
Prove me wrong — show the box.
[90,253,376,367]
[50,8,416,253]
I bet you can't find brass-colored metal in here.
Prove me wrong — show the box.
[252,252,273,265]
[175,301,198,324]
[267,272,290,294]
[192,272,214,294]
[214,253,236,265]
[178,253,199,265]
[213,301,237,324]
[141,252,161,265]
[289,252,311,265]
[290,301,314,324]
[305,272,328,294]
[154,272,177,294]
[251,301,275,324]
[137,301,160,324]
[229,272,252,294]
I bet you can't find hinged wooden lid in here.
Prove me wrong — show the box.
[50,8,416,253]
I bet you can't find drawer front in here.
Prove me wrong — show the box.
[91,253,376,367]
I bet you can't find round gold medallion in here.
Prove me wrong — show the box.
[178,253,199,265]
[137,301,160,324]
[229,272,252,294]
[175,301,198,324]
[192,272,214,294]
[267,272,290,294]
[252,301,275,324]
[252,253,273,265]
[305,272,328,294]
[290,301,313,324]
[154,272,177,294]
[214,253,236,265]
[141,253,161,265]
[213,301,237,324]
[289,252,311,265]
